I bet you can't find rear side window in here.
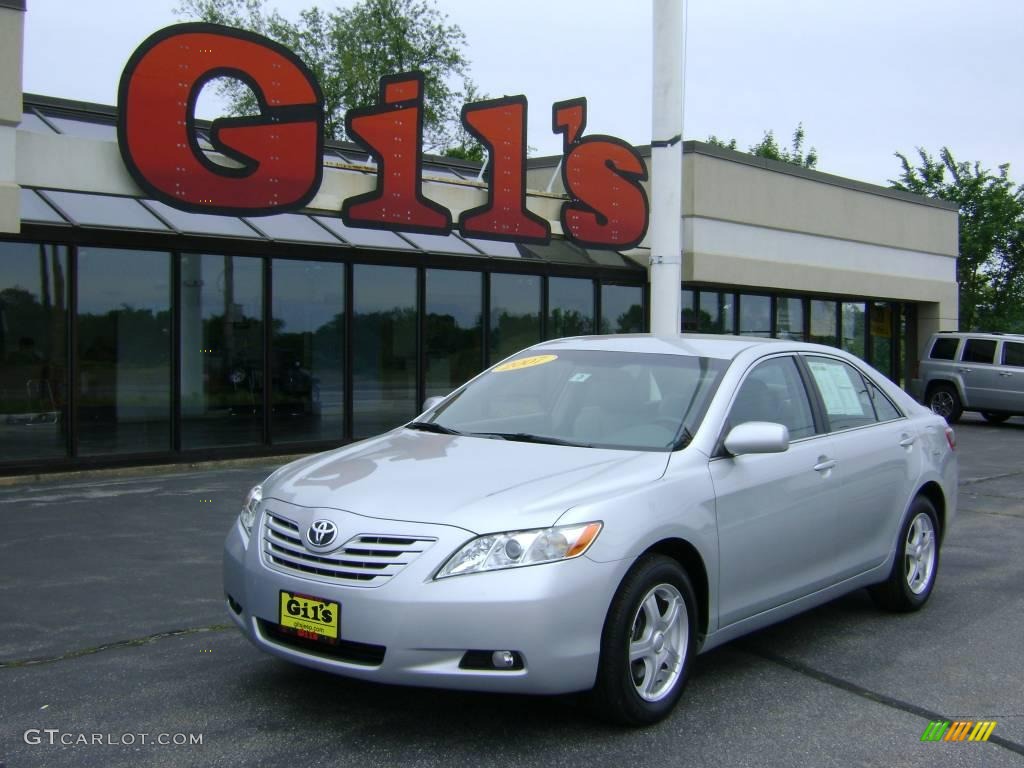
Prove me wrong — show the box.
[867,380,902,422]
[805,357,876,431]
[1003,342,1024,368]
[962,338,996,364]
[929,337,959,360]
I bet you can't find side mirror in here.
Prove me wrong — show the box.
[421,395,446,413]
[724,421,790,456]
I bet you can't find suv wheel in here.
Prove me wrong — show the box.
[927,384,962,423]
[981,412,1010,424]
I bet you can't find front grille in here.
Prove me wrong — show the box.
[262,510,436,587]
[258,619,386,666]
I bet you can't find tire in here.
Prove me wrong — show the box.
[981,412,1010,424]
[927,384,962,423]
[869,496,940,613]
[588,554,697,726]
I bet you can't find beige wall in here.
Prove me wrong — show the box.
[0,5,25,234]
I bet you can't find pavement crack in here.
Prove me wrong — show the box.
[959,470,1024,487]
[743,644,1024,757]
[0,624,232,670]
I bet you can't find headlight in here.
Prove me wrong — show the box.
[435,522,602,579]
[239,485,262,536]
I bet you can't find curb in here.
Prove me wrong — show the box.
[0,454,308,488]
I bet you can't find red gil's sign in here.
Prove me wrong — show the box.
[117,23,649,249]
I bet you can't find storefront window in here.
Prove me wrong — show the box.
[78,247,171,455]
[180,254,264,449]
[681,289,697,332]
[490,273,541,362]
[698,291,734,334]
[426,269,482,399]
[271,260,344,444]
[776,297,804,340]
[600,284,643,334]
[352,264,417,437]
[841,302,866,358]
[0,242,68,461]
[810,300,838,346]
[547,277,594,339]
[869,301,894,379]
[739,294,771,337]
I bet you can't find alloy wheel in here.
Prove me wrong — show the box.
[628,584,688,702]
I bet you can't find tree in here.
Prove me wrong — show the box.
[892,148,1024,332]
[176,0,485,157]
[706,123,818,169]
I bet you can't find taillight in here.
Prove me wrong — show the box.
[945,426,956,451]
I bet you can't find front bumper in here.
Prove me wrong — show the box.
[223,509,630,695]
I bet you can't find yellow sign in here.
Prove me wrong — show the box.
[493,354,558,372]
[279,591,339,640]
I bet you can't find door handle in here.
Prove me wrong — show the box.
[899,435,916,448]
[813,458,837,472]
[957,367,973,374]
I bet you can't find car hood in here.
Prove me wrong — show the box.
[262,428,671,533]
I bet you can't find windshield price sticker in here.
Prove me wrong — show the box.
[493,355,558,372]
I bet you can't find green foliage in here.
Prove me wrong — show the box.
[176,0,486,156]
[892,148,1024,332]
[706,123,818,169]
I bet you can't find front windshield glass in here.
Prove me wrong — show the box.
[422,349,728,450]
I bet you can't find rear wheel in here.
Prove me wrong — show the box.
[869,496,940,612]
[927,384,962,423]
[588,555,697,726]
[981,412,1010,424]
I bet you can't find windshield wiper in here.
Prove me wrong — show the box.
[406,421,462,435]
[469,432,593,448]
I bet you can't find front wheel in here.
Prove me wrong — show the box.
[588,555,697,726]
[869,496,940,612]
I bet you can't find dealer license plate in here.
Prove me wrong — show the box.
[278,591,340,643]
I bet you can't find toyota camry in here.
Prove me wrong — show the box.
[223,334,957,725]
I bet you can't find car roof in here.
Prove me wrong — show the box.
[931,331,1024,341]
[529,333,785,360]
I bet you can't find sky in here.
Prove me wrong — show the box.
[20,0,1024,187]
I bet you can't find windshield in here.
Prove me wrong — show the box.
[419,349,728,451]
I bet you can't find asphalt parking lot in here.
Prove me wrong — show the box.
[1,413,1022,768]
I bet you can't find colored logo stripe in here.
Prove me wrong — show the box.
[969,722,997,742]
[921,721,949,741]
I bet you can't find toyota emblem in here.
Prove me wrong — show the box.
[306,519,338,548]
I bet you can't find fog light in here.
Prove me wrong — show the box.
[492,650,516,668]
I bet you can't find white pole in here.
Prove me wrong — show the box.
[649,0,685,337]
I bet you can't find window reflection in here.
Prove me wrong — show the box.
[776,297,804,340]
[869,301,894,378]
[0,242,68,460]
[77,247,171,454]
[352,264,417,437]
[739,294,771,337]
[810,300,838,346]
[699,291,734,334]
[548,277,594,339]
[271,260,344,444]
[600,284,643,334]
[426,269,482,399]
[842,302,866,358]
[490,273,541,363]
[681,289,697,332]
[180,254,264,449]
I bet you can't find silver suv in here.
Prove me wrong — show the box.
[914,331,1024,423]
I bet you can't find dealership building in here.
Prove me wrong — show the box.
[0,2,959,474]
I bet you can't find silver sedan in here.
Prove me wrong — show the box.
[223,334,958,725]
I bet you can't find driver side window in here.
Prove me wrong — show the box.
[729,356,816,440]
